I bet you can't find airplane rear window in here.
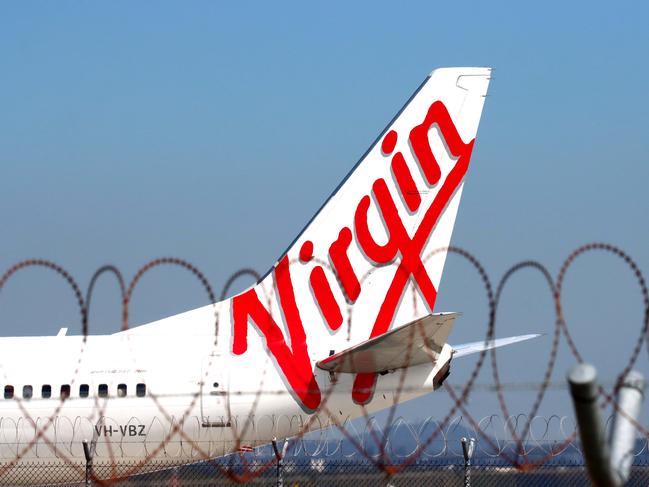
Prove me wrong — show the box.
[4,386,13,399]
[117,384,127,397]
[23,385,33,399]
[60,385,70,399]
[136,383,146,397]
[98,384,108,398]
[79,384,89,398]
[42,385,51,398]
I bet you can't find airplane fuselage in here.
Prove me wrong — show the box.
[0,67,492,484]
[0,308,447,483]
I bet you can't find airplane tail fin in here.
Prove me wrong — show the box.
[265,67,491,336]
[229,68,491,408]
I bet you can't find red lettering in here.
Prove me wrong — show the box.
[355,196,399,264]
[231,100,476,409]
[232,256,321,411]
[381,130,398,155]
[409,100,463,186]
[391,151,421,212]
[299,240,314,262]
[352,101,476,404]
[309,266,343,331]
[329,228,361,303]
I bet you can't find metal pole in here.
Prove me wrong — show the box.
[82,439,93,487]
[272,437,284,487]
[461,437,475,487]
[609,370,645,485]
[568,363,618,487]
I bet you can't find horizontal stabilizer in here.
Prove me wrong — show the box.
[316,313,458,373]
[451,334,542,359]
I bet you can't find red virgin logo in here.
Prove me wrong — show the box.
[231,101,476,411]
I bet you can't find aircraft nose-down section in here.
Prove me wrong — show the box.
[316,313,459,374]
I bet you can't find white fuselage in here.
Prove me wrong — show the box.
[0,304,448,484]
[0,66,491,484]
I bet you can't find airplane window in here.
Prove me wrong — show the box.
[79,384,89,398]
[42,385,51,399]
[61,384,70,399]
[117,384,127,397]
[4,385,14,399]
[136,383,146,397]
[98,384,108,398]
[23,385,33,399]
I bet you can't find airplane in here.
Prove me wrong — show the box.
[0,67,540,484]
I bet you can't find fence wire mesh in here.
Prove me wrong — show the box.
[3,458,649,486]
[0,242,648,486]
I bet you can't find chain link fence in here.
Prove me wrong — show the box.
[1,246,647,486]
[3,458,649,486]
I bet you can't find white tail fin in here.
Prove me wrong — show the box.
[228,68,491,409]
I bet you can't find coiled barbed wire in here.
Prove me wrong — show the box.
[0,242,646,484]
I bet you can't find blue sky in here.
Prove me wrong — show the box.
[1,1,648,418]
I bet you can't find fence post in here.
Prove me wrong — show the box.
[82,439,93,487]
[567,363,645,487]
[609,370,645,485]
[272,437,288,487]
[461,437,475,487]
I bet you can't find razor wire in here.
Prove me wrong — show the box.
[0,242,647,484]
